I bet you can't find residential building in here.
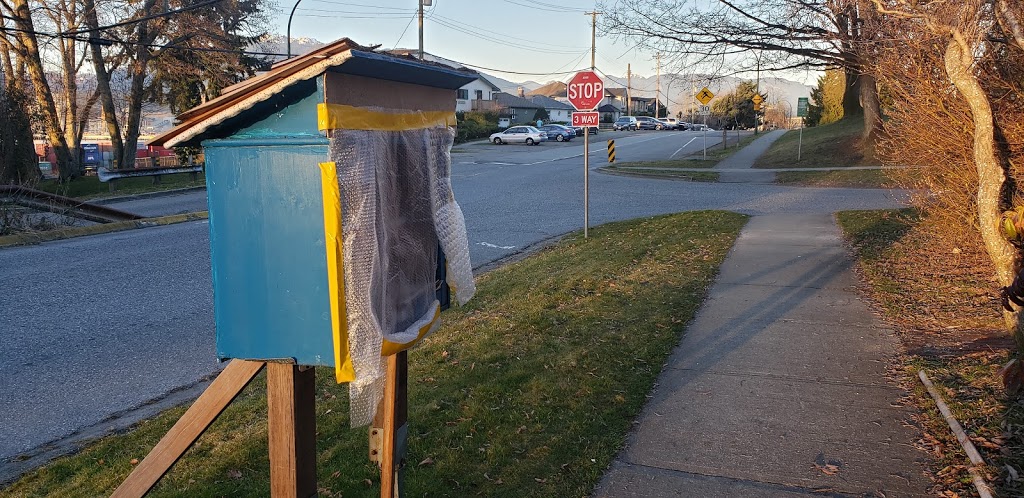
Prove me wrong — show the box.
[597,104,622,123]
[388,48,499,113]
[493,90,543,125]
[529,95,574,123]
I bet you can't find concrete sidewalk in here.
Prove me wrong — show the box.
[593,213,931,497]
[714,130,787,183]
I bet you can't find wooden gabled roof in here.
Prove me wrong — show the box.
[151,38,476,147]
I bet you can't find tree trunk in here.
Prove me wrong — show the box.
[859,72,883,142]
[120,0,159,170]
[944,33,1024,351]
[82,0,125,169]
[10,0,79,180]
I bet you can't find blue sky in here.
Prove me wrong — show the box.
[275,0,661,82]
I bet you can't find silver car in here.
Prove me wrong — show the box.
[490,126,548,145]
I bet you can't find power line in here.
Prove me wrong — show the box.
[427,13,586,55]
[499,0,586,13]
[0,25,286,57]
[62,0,226,36]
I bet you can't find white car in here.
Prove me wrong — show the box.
[661,118,680,130]
[490,126,548,145]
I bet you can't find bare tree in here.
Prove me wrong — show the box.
[872,0,1024,369]
[601,0,885,140]
[0,0,81,179]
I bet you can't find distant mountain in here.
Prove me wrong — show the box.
[255,35,327,61]
[528,81,567,97]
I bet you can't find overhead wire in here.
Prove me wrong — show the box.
[62,0,226,36]
[426,12,586,55]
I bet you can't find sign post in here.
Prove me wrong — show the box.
[696,87,714,160]
[567,70,604,238]
[797,97,809,161]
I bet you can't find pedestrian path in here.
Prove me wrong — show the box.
[714,129,786,183]
[593,213,930,497]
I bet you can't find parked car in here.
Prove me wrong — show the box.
[661,118,680,130]
[490,126,548,145]
[538,124,575,142]
[635,116,662,130]
[569,124,599,135]
[613,116,638,131]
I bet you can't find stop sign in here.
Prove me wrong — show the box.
[567,71,604,111]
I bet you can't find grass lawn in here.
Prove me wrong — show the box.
[600,132,758,182]
[775,169,893,188]
[836,209,1023,496]
[756,116,873,168]
[2,211,748,498]
[601,167,719,182]
[32,173,205,200]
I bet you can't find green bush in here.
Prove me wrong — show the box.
[455,111,501,144]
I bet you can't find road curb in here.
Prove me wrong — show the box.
[89,185,207,205]
[0,211,209,248]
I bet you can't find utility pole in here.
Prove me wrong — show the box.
[586,11,601,70]
[626,63,631,117]
[418,0,428,60]
[655,53,661,120]
[582,11,601,239]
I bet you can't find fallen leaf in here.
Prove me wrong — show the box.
[419,457,434,466]
[130,458,139,465]
[227,469,242,479]
[814,463,840,476]
[97,459,104,465]
[331,470,341,479]
[363,479,373,486]
[614,394,626,403]
[534,478,547,483]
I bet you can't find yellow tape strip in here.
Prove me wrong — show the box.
[319,161,356,383]
[317,103,456,131]
[381,304,441,356]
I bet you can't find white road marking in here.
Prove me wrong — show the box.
[670,137,699,159]
[478,242,517,249]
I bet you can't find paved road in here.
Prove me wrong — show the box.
[0,128,907,477]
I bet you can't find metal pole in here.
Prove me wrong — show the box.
[798,123,803,161]
[702,113,707,160]
[418,0,424,60]
[286,0,303,58]
[584,128,589,238]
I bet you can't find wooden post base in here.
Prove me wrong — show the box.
[267,363,317,498]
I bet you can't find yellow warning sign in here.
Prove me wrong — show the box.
[751,93,764,104]
[696,87,714,105]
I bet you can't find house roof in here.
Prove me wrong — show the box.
[597,104,621,112]
[388,49,500,91]
[151,38,477,147]
[493,92,542,109]
[527,81,567,97]
[605,87,627,98]
[529,95,573,110]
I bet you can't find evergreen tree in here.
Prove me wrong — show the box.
[0,81,40,184]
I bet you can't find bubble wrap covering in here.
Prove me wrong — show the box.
[329,125,475,427]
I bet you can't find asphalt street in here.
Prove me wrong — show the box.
[0,128,908,475]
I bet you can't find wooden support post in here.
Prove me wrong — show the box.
[373,352,408,498]
[111,360,265,498]
[267,363,317,498]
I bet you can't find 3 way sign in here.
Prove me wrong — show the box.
[572,112,599,127]
[567,70,604,111]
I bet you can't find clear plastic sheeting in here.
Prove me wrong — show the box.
[328,125,475,427]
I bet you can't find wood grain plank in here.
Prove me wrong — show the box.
[111,360,265,498]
